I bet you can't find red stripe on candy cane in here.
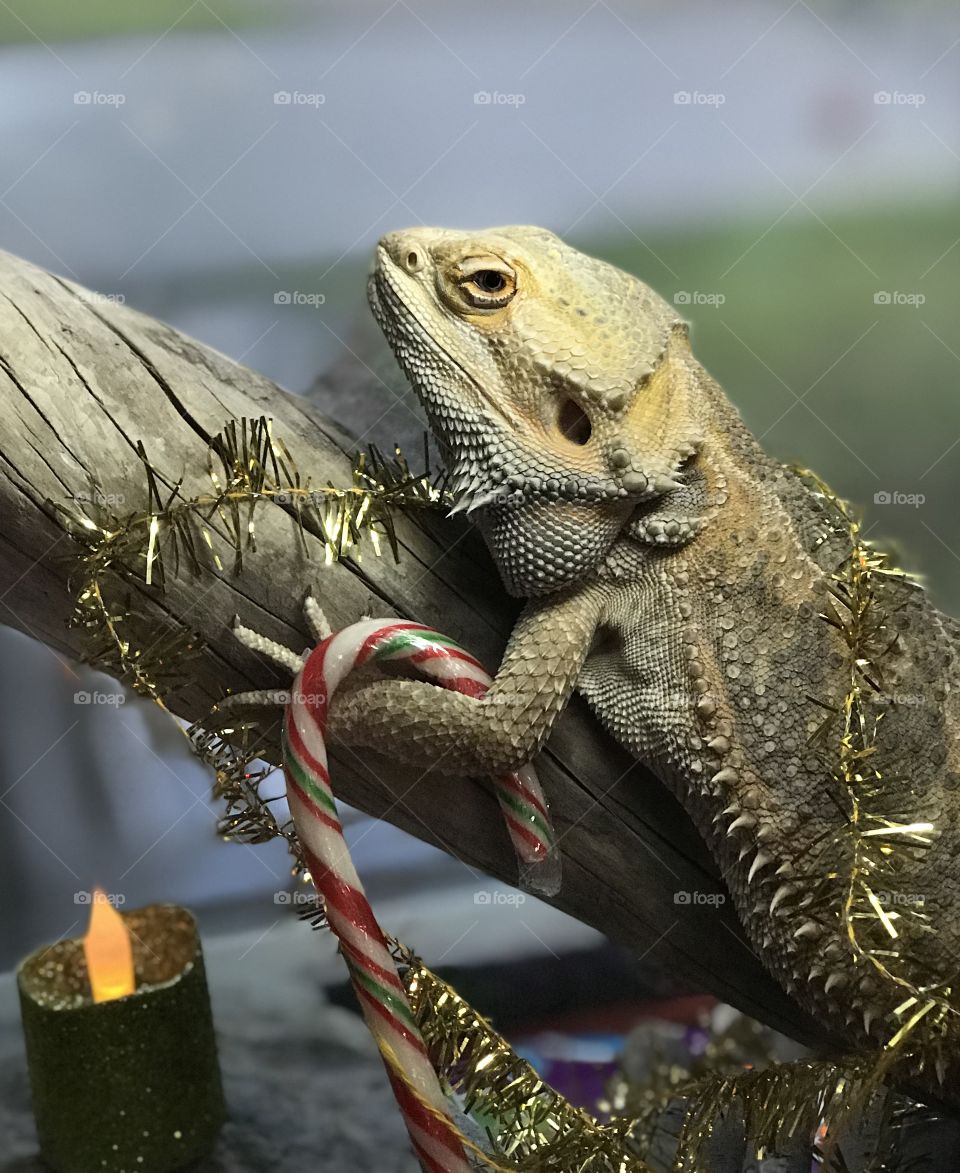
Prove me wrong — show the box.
[285,774,342,834]
[403,642,488,676]
[409,1137,452,1173]
[337,935,409,993]
[298,839,390,946]
[431,675,489,699]
[495,771,551,821]
[388,1071,472,1161]
[310,873,392,951]
[353,984,431,1059]
[503,813,548,857]
[356,622,433,667]
[297,642,334,731]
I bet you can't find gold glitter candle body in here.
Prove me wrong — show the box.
[17,903,225,1172]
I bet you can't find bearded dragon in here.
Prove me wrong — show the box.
[318,226,959,1090]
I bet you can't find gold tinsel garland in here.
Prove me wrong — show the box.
[58,422,956,1170]
[794,473,956,1075]
[399,943,647,1170]
[55,416,447,706]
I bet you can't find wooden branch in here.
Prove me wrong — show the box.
[0,248,833,1048]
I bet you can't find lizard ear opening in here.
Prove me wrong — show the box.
[557,397,592,445]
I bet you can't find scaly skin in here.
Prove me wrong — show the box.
[326,226,960,1088]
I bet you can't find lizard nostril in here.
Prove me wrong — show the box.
[403,248,423,273]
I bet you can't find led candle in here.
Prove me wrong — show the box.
[18,896,225,1173]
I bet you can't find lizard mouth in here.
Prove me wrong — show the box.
[369,247,522,436]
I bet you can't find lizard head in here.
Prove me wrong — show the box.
[369,225,704,596]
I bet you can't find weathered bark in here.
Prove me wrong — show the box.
[0,248,833,1047]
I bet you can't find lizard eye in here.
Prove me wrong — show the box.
[454,258,517,310]
[472,270,507,292]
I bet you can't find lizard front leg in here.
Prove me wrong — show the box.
[325,583,607,778]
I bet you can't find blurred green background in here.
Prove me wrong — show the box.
[0,0,274,43]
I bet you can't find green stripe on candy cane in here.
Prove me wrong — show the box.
[494,784,555,846]
[283,745,338,818]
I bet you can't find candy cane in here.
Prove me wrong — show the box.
[227,605,560,1171]
[347,620,560,893]
[284,620,473,1171]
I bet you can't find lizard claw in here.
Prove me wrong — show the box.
[215,688,290,712]
[231,594,335,675]
[231,618,307,674]
[303,595,332,642]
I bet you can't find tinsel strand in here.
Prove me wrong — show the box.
[56,416,445,707]
[797,473,957,1072]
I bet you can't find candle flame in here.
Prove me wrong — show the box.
[83,888,135,1003]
